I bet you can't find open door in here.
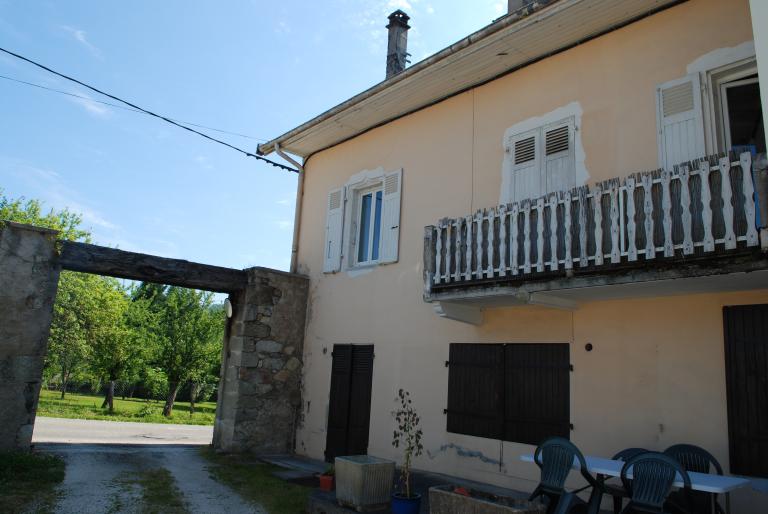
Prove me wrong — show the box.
[325,344,374,461]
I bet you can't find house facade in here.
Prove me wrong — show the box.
[258,0,768,510]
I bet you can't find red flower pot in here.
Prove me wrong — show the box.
[319,474,334,491]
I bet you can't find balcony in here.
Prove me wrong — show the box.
[423,153,768,324]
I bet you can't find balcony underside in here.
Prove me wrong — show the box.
[427,249,768,324]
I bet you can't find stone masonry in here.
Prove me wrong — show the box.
[0,223,61,451]
[213,266,309,454]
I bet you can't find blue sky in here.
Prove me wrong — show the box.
[0,0,505,271]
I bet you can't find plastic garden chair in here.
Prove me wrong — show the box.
[529,437,604,514]
[596,448,649,514]
[620,452,692,514]
[664,444,725,514]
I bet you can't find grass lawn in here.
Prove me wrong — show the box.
[37,389,216,426]
[201,447,312,514]
[0,451,65,513]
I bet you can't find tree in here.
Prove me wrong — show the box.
[1,188,91,242]
[150,287,224,417]
[84,278,135,413]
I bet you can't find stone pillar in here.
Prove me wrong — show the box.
[213,266,309,454]
[0,222,61,451]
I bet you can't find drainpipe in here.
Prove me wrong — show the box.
[275,143,305,273]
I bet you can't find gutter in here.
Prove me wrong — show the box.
[275,143,305,273]
[256,0,563,157]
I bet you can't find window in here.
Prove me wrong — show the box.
[355,186,383,264]
[323,169,402,273]
[504,117,576,203]
[657,57,764,169]
[446,343,570,445]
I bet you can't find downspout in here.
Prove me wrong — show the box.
[275,143,305,273]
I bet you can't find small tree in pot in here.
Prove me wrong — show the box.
[391,389,423,514]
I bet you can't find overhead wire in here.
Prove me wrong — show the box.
[0,46,296,173]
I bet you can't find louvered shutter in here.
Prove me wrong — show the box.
[509,131,541,202]
[323,187,344,273]
[657,74,705,170]
[379,169,402,264]
[325,345,352,461]
[347,345,374,455]
[446,344,504,439]
[543,120,575,193]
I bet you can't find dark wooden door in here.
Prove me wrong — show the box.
[325,344,374,461]
[724,305,768,477]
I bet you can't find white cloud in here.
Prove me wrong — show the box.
[387,0,412,9]
[276,198,292,206]
[61,25,102,59]
[426,4,435,14]
[2,156,120,235]
[69,92,111,118]
[276,220,293,231]
[275,20,291,35]
[493,1,506,16]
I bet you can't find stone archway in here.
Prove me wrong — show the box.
[0,222,308,453]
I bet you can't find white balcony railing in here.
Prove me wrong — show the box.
[424,153,759,294]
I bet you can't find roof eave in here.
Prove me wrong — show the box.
[256,0,567,158]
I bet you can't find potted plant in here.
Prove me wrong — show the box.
[391,389,424,514]
[319,464,335,491]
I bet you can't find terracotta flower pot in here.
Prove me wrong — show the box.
[319,473,335,491]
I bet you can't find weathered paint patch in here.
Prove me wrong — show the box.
[686,40,755,74]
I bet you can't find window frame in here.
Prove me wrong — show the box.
[353,184,384,266]
[344,174,386,269]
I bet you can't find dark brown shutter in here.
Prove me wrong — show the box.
[325,345,353,461]
[503,343,570,445]
[347,345,374,455]
[724,305,768,478]
[446,344,504,439]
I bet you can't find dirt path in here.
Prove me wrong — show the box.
[39,444,264,514]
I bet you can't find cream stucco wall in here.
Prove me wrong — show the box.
[295,0,767,510]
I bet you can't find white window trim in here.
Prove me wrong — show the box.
[500,102,587,205]
[686,40,757,155]
[342,167,388,271]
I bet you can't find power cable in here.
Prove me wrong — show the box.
[0,46,296,172]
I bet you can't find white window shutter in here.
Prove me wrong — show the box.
[657,74,705,170]
[379,169,402,264]
[510,130,541,202]
[543,119,575,193]
[323,187,345,273]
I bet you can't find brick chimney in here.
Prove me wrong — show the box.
[386,10,410,79]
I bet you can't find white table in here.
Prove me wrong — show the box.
[521,454,752,513]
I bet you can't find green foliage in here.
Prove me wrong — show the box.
[2,190,224,418]
[0,188,90,242]
[392,389,424,499]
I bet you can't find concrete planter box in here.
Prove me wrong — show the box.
[335,455,395,512]
[429,485,546,514]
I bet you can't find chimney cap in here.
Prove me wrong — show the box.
[387,9,410,29]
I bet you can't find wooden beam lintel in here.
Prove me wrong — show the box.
[58,241,247,293]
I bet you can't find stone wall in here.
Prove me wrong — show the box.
[213,266,309,454]
[0,223,61,451]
